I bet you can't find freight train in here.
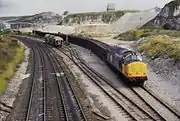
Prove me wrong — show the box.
[106,45,148,85]
[32,30,147,85]
[44,34,63,47]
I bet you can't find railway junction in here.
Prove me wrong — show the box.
[0,33,179,121]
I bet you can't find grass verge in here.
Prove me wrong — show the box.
[137,35,180,61]
[72,31,113,39]
[113,29,180,41]
[0,38,24,94]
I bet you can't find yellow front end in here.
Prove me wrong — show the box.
[124,62,148,80]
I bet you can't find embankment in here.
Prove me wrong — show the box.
[0,36,24,94]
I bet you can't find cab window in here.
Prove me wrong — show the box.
[124,55,140,64]
[131,55,138,61]
[56,40,59,44]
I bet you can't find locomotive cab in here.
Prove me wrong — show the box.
[54,36,63,47]
[122,54,148,85]
[107,45,148,85]
[123,54,138,63]
[55,39,59,46]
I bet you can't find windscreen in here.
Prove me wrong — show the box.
[124,54,140,63]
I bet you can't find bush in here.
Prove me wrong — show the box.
[113,30,139,41]
[0,37,24,94]
[114,29,180,41]
[138,36,180,61]
[0,30,12,35]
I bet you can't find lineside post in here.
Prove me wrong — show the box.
[65,34,70,46]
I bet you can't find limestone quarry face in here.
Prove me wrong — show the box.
[5,12,62,25]
[64,15,105,26]
[144,1,180,29]
[106,11,158,34]
[62,11,125,26]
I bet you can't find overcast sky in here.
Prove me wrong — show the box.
[0,0,173,17]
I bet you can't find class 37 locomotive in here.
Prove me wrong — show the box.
[107,45,147,85]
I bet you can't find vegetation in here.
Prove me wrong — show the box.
[63,10,140,24]
[8,12,61,23]
[115,28,180,61]
[67,10,140,17]
[71,31,93,39]
[0,34,24,94]
[21,32,34,36]
[72,31,112,39]
[138,36,180,61]
[0,29,12,35]
[89,33,112,38]
[114,29,180,41]
[0,16,20,21]
[63,11,69,15]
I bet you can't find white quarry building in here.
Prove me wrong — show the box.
[0,22,11,30]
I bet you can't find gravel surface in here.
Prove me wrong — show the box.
[73,24,109,34]
[93,37,134,47]
[54,48,111,121]
[55,48,128,121]
[72,39,180,119]
[142,56,180,114]
[72,44,135,121]
[19,27,35,33]
[37,25,75,34]
[130,39,180,114]
[96,37,180,115]
[0,43,30,120]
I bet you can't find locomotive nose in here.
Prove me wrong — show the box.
[126,62,147,78]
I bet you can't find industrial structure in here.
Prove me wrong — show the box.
[10,22,34,29]
[0,21,34,30]
[0,22,11,30]
[107,3,115,12]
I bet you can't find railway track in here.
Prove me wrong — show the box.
[14,36,89,121]
[38,42,88,121]
[58,44,180,121]
[24,40,46,121]
[131,87,180,121]
[141,87,180,118]
[31,31,180,121]
[59,46,153,121]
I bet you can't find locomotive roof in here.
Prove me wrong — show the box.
[45,34,63,40]
[54,36,63,40]
[109,45,136,56]
[45,34,50,36]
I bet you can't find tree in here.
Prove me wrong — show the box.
[63,11,69,15]
[163,23,171,29]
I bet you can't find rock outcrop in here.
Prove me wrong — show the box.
[143,0,180,29]
[61,11,139,26]
[8,12,62,24]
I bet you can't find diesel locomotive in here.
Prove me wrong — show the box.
[107,45,147,85]
[44,34,63,47]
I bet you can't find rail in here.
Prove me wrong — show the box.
[40,43,88,121]
[58,45,166,121]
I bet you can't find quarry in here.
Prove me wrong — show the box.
[0,0,180,121]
